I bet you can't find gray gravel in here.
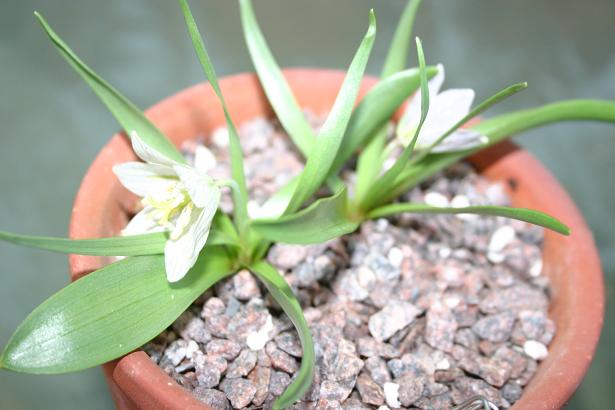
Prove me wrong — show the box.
[144,117,556,409]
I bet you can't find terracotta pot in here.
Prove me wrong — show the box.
[68,69,604,409]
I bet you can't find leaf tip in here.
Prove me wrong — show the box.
[367,9,377,33]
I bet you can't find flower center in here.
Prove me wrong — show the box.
[142,181,191,229]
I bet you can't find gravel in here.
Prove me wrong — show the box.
[143,116,555,409]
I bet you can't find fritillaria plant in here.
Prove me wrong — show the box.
[1,0,614,408]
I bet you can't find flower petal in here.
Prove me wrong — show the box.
[164,188,220,282]
[113,162,177,197]
[416,88,475,149]
[173,164,217,208]
[122,206,167,236]
[396,64,446,142]
[431,129,488,153]
[194,145,217,172]
[130,131,178,167]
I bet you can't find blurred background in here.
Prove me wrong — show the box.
[0,0,613,408]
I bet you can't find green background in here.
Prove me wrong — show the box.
[0,0,613,408]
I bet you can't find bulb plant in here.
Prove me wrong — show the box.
[1,0,614,408]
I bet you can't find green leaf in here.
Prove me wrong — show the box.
[389,99,615,200]
[34,12,185,163]
[356,0,423,202]
[0,230,165,256]
[286,10,377,213]
[239,0,314,157]
[178,0,249,235]
[359,37,429,212]
[368,203,570,235]
[263,67,436,220]
[329,67,437,177]
[409,81,528,164]
[0,249,235,373]
[249,261,314,410]
[380,0,422,78]
[253,188,358,244]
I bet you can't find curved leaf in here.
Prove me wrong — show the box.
[178,0,249,234]
[239,0,314,157]
[285,11,377,213]
[250,261,314,410]
[253,188,358,244]
[356,0,423,201]
[0,230,166,256]
[0,248,235,374]
[389,99,615,200]
[34,12,184,163]
[368,203,570,235]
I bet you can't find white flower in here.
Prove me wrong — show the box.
[113,131,221,282]
[397,64,487,153]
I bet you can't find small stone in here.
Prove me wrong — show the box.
[518,310,549,340]
[479,284,548,314]
[523,340,548,360]
[425,304,458,352]
[247,366,271,406]
[232,270,261,300]
[319,380,354,402]
[266,342,299,374]
[211,127,230,148]
[424,192,449,207]
[365,356,392,386]
[472,311,516,343]
[201,297,226,318]
[387,247,404,268]
[172,311,211,344]
[206,339,241,360]
[502,381,523,403]
[493,345,527,378]
[196,366,221,389]
[226,349,257,378]
[246,314,274,351]
[268,244,308,270]
[269,371,291,396]
[454,328,479,351]
[192,388,230,409]
[275,331,303,357]
[368,300,422,342]
[220,378,256,409]
[453,376,504,408]
[356,373,385,406]
[383,382,401,408]
[488,225,516,254]
[458,352,512,387]
[163,340,188,366]
[397,375,424,406]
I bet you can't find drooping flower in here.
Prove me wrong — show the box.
[396,64,487,153]
[113,131,221,282]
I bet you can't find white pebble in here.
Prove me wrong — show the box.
[530,259,543,277]
[444,296,461,309]
[246,315,274,350]
[387,247,404,267]
[377,407,391,410]
[438,247,452,258]
[186,340,199,357]
[383,382,401,408]
[451,194,477,220]
[424,192,449,208]
[435,357,451,370]
[487,251,507,264]
[489,225,516,253]
[523,340,549,360]
[211,127,229,147]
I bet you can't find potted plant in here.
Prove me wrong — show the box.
[0,0,611,409]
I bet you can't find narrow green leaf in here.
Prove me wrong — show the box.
[250,261,314,409]
[367,203,570,235]
[239,0,314,157]
[388,99,615,201]
[409,81,528,165]
[0,230,165,256]
[178,0,249,234]
[329,67,437,177]
[359,37,429,211]
[356,0,423,201]
[253,188,358,244]
[0,249,235,374]
[286,11,377,213]
[263,67,436,219]
[34,12,184,163]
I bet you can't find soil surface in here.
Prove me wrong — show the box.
[143,116,555,409]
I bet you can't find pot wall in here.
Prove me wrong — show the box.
[68,69,604,410]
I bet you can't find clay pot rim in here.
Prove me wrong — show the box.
[68,68,604,410]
